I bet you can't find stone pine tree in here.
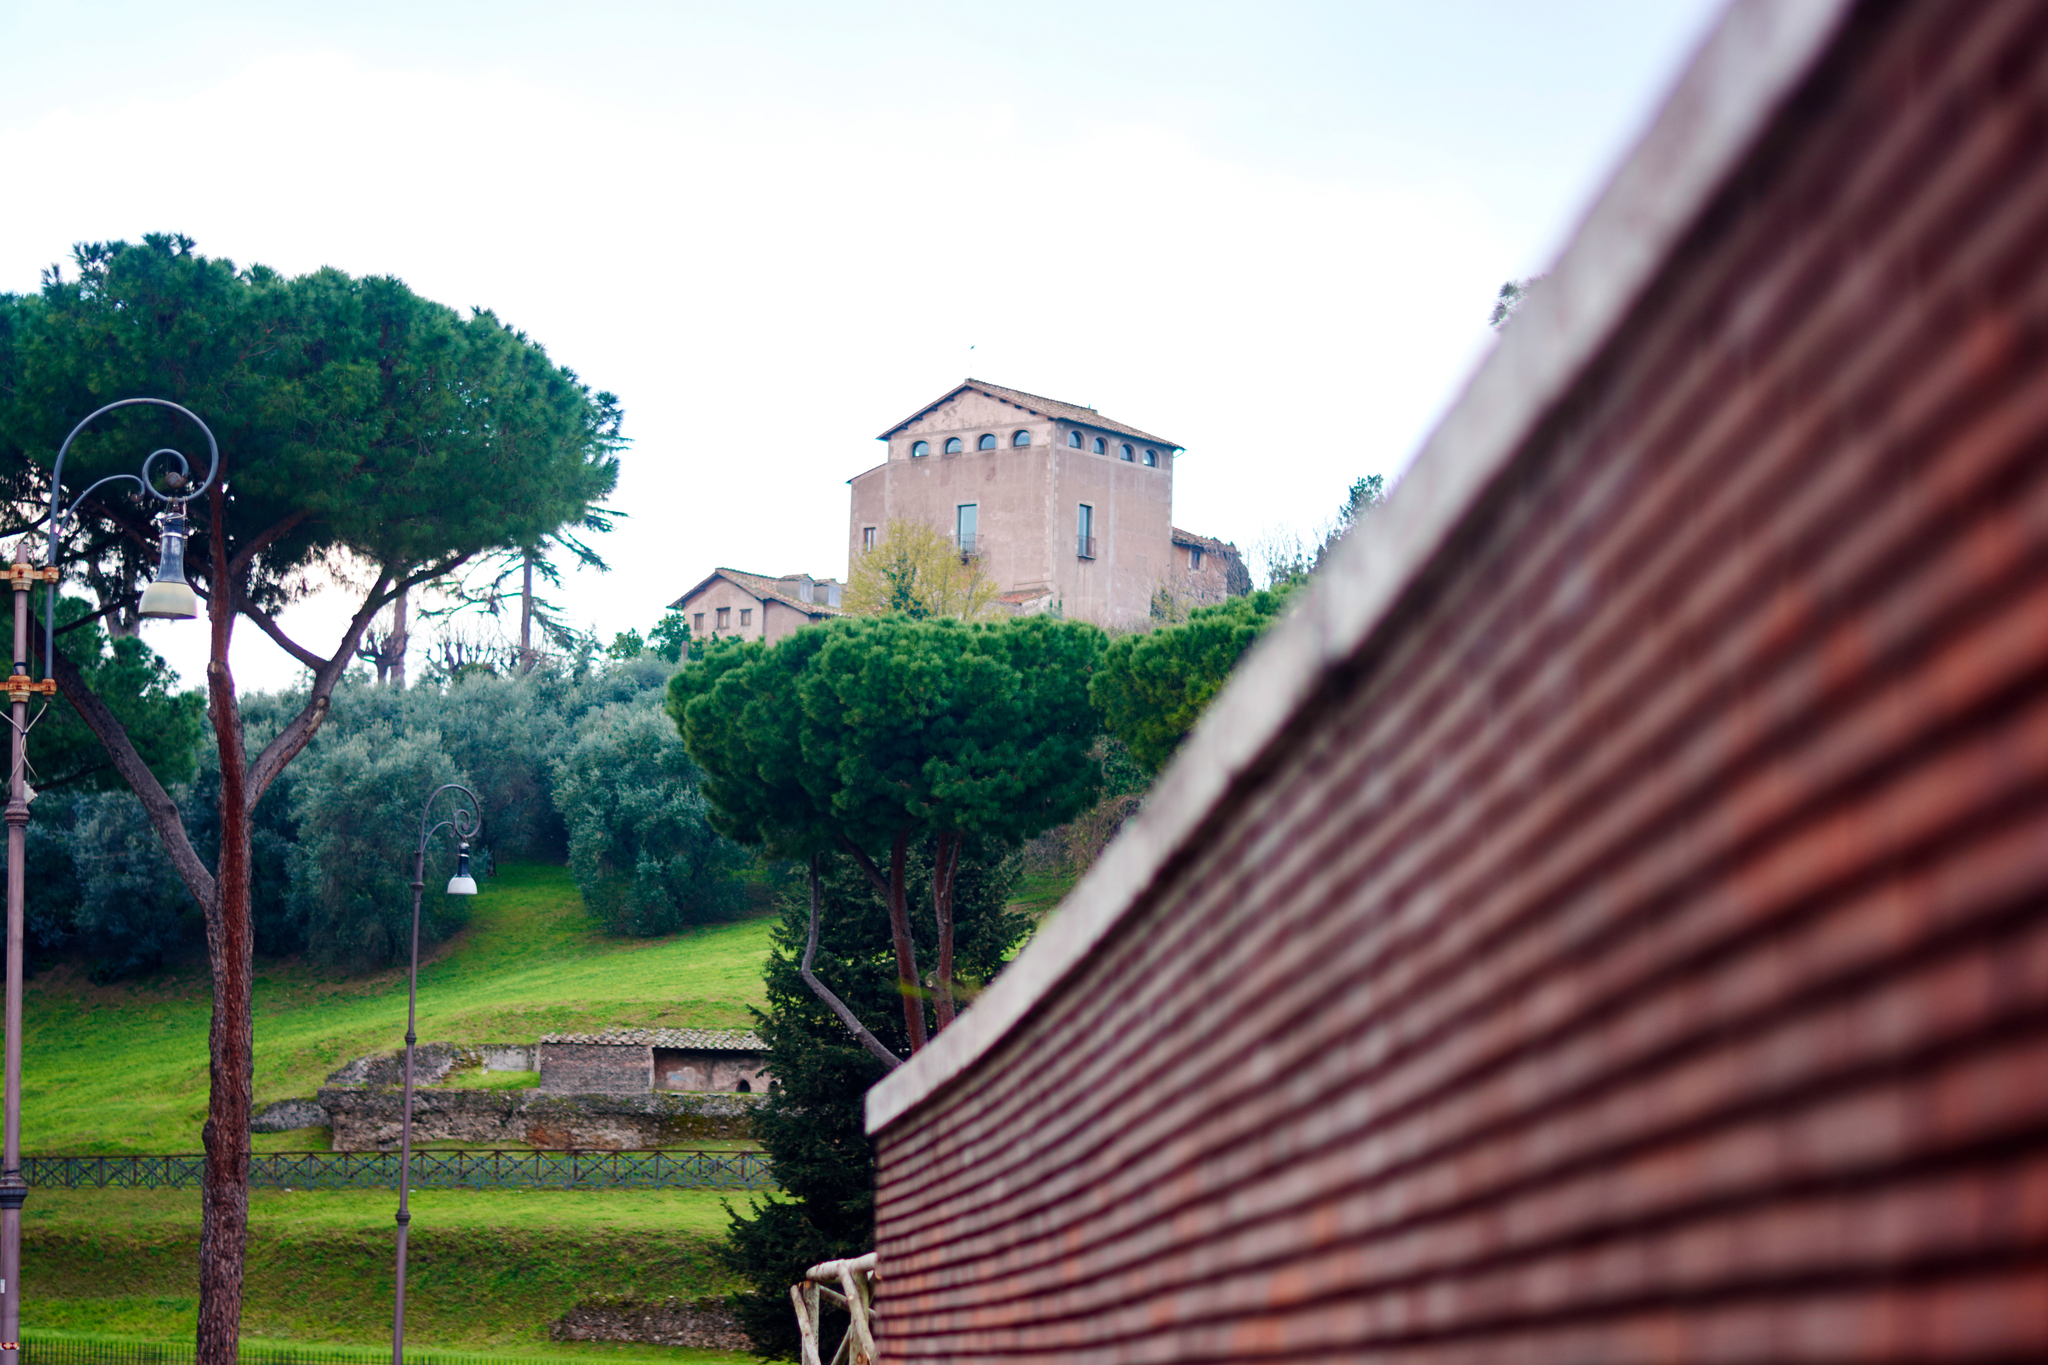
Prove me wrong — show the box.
[670,614,1103,1054]
[0,234,620,1365]
[1090,588,1295,774]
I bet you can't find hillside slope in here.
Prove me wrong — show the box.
[20,864,774,1152]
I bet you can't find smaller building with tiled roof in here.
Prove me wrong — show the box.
[668,568,842,646]
[538,1027,772,1095]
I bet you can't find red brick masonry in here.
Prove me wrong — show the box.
[868,1,2048,1360]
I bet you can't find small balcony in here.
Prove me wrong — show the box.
[1077,535,1097,560]
[956,533,981,559]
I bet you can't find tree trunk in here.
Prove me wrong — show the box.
[389,587,409,689]
[931,832,960,1030]
[519,551,535,672]
[196,501,253,1365]
[885,830,926,1051]
[799,853,902,1069]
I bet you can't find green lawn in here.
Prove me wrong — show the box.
[24,1188,751,1359]
[20,864,775,1153]
[14,866,779,1358]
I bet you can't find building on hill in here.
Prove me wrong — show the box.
[848,378,1239,629]
[1168,527,1251,607]
[668,568,842,644]
[538,1028,771,1095]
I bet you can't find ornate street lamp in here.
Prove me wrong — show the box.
[392,783,481,1365]
[4,398,217,1355]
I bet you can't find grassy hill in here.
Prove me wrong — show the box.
[23,863,774,1153]
[16,863,776,1360]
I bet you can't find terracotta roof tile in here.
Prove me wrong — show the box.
[879,378,1181,449]
[1171,527,1242,555]
[669,568,844,616]
[539,1028,767,1051]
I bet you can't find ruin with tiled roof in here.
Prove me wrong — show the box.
[538,1027,773,1095]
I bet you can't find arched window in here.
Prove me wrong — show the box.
[1144,448,1158,466]
[735,1079,752,1094]
[1066,430,1081,448]
[978,433,997,450]
[1092,436,1106,454]
[1012,430,1031,447]
[1120,443,1135,461]
[911,440,930,458]
[944,437,963,453]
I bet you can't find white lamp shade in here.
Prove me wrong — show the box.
[446,874,479,895]
[138,579,199,620]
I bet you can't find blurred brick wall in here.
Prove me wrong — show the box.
[870,1,2048,1360]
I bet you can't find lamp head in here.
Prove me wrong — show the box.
[138,510,198,621]
[446,840,478,896]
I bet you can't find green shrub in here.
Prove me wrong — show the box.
[285,726,475,971]
[1089,587,1293,773]
[553,703,749,936]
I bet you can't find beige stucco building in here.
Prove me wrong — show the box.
[849,379,1213,629]
[668,568,843,644]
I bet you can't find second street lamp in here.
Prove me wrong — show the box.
[392,782,481,1365]
[4,398,217,1356]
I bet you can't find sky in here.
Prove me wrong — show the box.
[0,0,1725,692]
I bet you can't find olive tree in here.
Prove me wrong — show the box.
[0,234,619,1364]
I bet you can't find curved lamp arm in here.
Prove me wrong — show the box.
[37,398,220,681]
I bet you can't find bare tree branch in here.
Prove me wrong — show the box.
[225,509,309,584]
[836,831,895,900]
[41,638,218,908]
[800,854,902,1069]
[236,597,325,672]
[242,567,394,806]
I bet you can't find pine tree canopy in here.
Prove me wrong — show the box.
[0,233,621,613]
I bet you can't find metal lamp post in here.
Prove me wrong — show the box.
[4,399,217,1354]
[392,783,480,1365]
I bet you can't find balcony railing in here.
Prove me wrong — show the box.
[1078,535,1097,559]
[956,533,980,558]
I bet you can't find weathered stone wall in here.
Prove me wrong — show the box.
[318,1087,757,1151]
[325,1042,465,1088]
[551,1296,748,1352]
[480,1044,536,1072]
[538,1042,651,1094]
[651,1048,770,1093]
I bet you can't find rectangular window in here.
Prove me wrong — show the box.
[716,607,730,630]
[740,608,753,628]
[693,613,704,633]
[1077,504,1095,558]
[863,526,877,551]
[1190,546,1204,571]
[956,504,978,556]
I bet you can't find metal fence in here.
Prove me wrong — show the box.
[25,1149,773,1191]
[21,1336,563,1365]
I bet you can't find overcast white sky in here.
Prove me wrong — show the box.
[0,0,1724,692]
